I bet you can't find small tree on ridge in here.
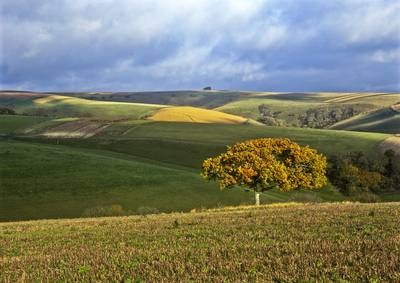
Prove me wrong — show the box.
[201,138,327,205]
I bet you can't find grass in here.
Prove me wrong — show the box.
[215,93,399,129]
[2,94,165,119]
[91,122,389,167]
[67,90,245,108]
[0,140,254,221]
[331,107,400,133]
[215,98,322,123]
[0,116,391,221]
[28,121,389,170]
[0,115,50,134]
[1,139,345,221]
[0,92,396,222]
[3,91,399,133]
[0,202,399,282]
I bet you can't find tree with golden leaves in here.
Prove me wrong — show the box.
[201,138,327,205]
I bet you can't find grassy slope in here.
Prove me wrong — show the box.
[1,203,399,282]
[0,115,50,134]
[215,97,322,124]
[0,139,345,221]
[0,94,164,119]
[67,90,246,108]
[331,107,400,133]
[0,93,395,221]
[91,121,389,168]
[69,91,399,108]
[0,140,254,221]
[148,106,255,124]
[3,91,399,133]
[215,93,400,129]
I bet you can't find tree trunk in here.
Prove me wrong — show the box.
[255,191,260,206]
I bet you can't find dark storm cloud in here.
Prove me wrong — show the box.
[0,0,399,91]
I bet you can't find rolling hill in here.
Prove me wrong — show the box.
[147,106,261,125]
[331,106,400,133]
[1,113,391,221]
[1,90,399,221]
[0,93,165,119]
[2,90,398,133]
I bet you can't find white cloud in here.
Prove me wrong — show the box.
[1,0,399,91]
[369,49,400,63]
[101,44,268,85]
[327,1,400,45]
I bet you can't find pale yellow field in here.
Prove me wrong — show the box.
[147,106,258,124]
[34,95,166,108]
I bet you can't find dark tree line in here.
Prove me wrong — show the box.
[257,104,371,128]
[298,106,362,128]
[0,107,16,115]
[327,150,400,196]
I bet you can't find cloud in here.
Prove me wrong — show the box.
[368,49,400,63]
[330,1,400,45]
[0,0,399,91]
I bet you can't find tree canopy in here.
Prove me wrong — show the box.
[201,138,327,204]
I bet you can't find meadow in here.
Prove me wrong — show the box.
[2,122,355,221]
[0,91,398,221]
[1,202,399,282]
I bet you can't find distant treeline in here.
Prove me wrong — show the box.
[258,104,369,128]
[0,107,16,115]
[327,150,400,201]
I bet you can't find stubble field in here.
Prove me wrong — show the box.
[1,202,399,282]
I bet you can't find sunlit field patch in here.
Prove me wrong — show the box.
[148,106,259,124]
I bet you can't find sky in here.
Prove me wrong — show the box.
[1,0,400,92]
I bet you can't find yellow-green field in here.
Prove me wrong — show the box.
[2,90,399,133]
[147,106,259,124]
[1,202,399,282]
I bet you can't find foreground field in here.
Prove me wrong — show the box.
[0,139,345,221]
[1,202,399,282]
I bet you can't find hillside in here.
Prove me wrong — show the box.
[67,90,247,108]
[0,139,255,221]
[4,118,376,221]
[1,202,399,282]
[331,106,400,133]
[1,90,399,222]
[0,92,164,119]
[2,90,398,133]
[1,115,390,221]
[215,92,399,131]
[0,92,255,125]
[147,106,260,124]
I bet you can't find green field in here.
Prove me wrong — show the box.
[1,203,399,282]
[2,91,399,133]
[0,115,50,135]
[0,91,399,222]
[0,130,347,221]
[0,140,253,221]
[0,94,164,119]
[331,107,400,133]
